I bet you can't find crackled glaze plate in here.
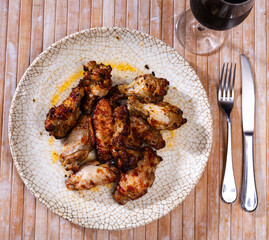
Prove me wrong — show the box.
[9,27,212,230]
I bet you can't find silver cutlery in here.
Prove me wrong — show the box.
[218,63,237,204]
[240,54,258,212]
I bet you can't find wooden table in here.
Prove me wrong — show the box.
[0,0,268,239]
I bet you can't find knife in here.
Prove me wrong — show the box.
[240,54,258,212]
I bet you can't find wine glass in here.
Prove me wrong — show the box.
[176,0,254,55]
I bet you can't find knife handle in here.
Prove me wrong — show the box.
[241,134,258,212]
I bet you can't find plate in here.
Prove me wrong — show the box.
[9,27,212,230]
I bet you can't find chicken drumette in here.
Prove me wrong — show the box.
[65,163,118,190]
[60,115,95,172]
[127,96,187,130]
[130,115,165,150]
[111,105,142,172]
[113,146,162,205]
[118,74,169,103]
[93,98,114,162]
[106,74,169,106]
[45,84,85,139]
[81,61,112,114]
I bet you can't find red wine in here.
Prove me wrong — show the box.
[190,0,254,31]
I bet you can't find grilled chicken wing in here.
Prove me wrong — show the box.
[93,99,114,162]
[113,146,162,205]
[45,84,85,139]
[106,85,125,107]
[60,115,95,172]
[118,74,169,103]
[111,105,142,172]
[65,163,117,190]
[130,115,165,150]
[127,96,187,130]
[81,61,112,114]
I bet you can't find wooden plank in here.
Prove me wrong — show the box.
[126,0,138,29]
[267,0,269,238]
[149,0,162,39]
[55,0,68,41]
[10,1,32,239]
[138,0,150,34]
[207,46,220,240]
[80,0,91,31]
[0,0,8,156]
[0,0,21,239]
[114,0,127,28]
[103,0,115,27]
[0,0,9,235]
[84,229,97,240]
[91,0,103,28]
[109,230,121,240]
[242,7,255,240]
[230,23,243,240]
[68,0,80,35]
[254,0,267,239]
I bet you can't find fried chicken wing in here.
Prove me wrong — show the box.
[113,146,162,205]
[81,61,112,114]
[45,84,85,139]
[65,163,117,190]
[118,74,169,103]
[130,115,165,150]
[93,99,114,162]
[127,96,187,130]
[60,115,95,172]
[111,105,142,172]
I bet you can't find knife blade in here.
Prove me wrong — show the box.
[240,54,258,212]
[241,54,255,133]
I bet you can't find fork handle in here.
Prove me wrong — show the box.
[241,134,258,211]
[221,118,237,203]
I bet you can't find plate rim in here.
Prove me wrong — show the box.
[8,26,213,230]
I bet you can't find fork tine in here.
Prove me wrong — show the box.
[231,63,236,99]
[223,63,229,98]
[219,63,226,99]
[227,63,233,98]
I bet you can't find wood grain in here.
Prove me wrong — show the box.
[0,0,20,239]
[0,1,268,239]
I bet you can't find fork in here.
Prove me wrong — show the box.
[218,63,237,204]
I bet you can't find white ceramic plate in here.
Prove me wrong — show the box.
[9,27,212,230]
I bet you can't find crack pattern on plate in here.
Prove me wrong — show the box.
[8,27,212,230]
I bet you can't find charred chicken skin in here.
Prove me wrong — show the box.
[127,96,187,130]
[60,115,95,172]
[118,74,169,103]
[45,84,85,139]
[111,105,142,172]
[93,99,114,162]
[130,115,165,150]
[81,61,112,114]
[65,163,117,190]
[113,146,162,205]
